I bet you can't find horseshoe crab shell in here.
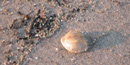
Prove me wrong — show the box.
[61,30,94,53]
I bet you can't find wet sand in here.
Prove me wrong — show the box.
[0,0,130,65]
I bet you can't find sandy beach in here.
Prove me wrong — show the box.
[0,0,130,65]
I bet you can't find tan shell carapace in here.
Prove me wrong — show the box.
[61,30,94,53]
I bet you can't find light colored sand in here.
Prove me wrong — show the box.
[0,0,130,65]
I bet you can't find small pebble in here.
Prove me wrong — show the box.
[119,54,123,57]
[6,1,10,3]
[25,51,29,54]
[33,3,37,7]
[61,19,64,22]
[35,34,39,37]
[50,17,52,19]
[70,57,76,61]
[35,57,38,59]
[27,58,32,61]
[55,48,59,51]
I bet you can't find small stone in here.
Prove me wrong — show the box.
[61,19,64,22]
[33,3,37,7]
[6,1,10,3]
[50,17,52,19]
[110,49,114,52]
[27,58,32,61]
[35,34,39,37]
[55,48,59,51]
[35,57,38,59]
[119,54,123,57]
[25,51,28,54]
[70,57,76,61]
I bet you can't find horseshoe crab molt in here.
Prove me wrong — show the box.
[61,30,94,53]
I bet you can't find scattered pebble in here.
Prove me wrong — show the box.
[70,57,76,61]
[55,48,59,51]
[24,51,29,54]
[119,54,124,57]
[34,57,38,60]
[33,3,37,7]
[6,1,10,4]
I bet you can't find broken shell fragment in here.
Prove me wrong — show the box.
[61,30,93,53]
